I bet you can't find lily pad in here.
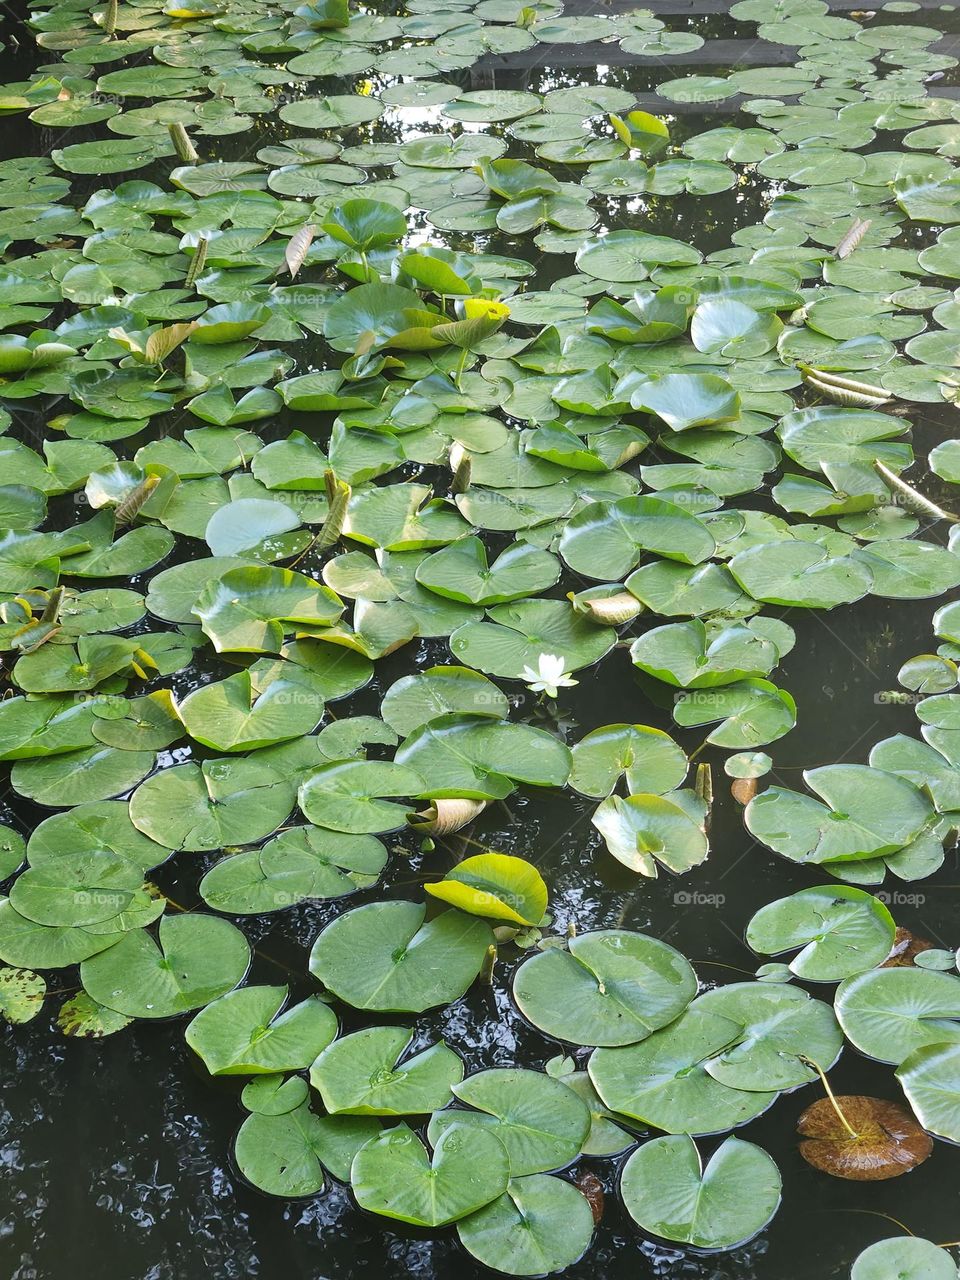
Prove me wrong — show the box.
[310,1025,462,1115]
[425,853,547,925]
[797,1094,933,1179]
[428,1068,591,1175]
[620,1135,781,1249]
[80,915,250,1018]
[456,1174,594,1276]
[309,901,494,1012]
[512,929,697,1047]
[746,886,896,980]
[351,1122,510,1227]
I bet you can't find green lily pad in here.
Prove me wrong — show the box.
[310,1025,462,1115]
[199,826,386,913]
[10,746,156,807]
[380,666,509,736]
[178,669,323,752]
[436,1065,591,1171]
[299,760,425,833]
[457,1174,594,1276]
[569,725,687,799]
[235,1099,378,1196]
[129,758,294,851]
[745,764,934,865]
[513,929,697,1047]
[80,915,249,1018]
[851,1238,960,1280]
[193,565,343,653]
[746,886,896,980]
[621,1135,781,1249]
[589,1005,778,1134]
[185,986,336,1075]
[415,536,560,606]
[395,714,571,801]
[351,1122,510,1227]
[309,901,494,1012]
[836,967,960,1064]
[559,495,715,580]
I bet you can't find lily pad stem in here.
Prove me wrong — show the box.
[800,1055,858,1139]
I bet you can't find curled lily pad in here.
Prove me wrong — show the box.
[426,853,547,925]
[592,791,709,878]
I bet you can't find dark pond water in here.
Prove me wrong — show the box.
[6,0,960,1276]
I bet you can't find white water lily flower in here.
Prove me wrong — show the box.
[521,652,578,698]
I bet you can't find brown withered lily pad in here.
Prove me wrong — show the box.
[575,1170,605,1224]
[730,776,758,806]
[797,1095,933,1180]
[881,926,936,968]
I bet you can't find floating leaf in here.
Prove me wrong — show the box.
[309,901,494,1012]
[746,886,896,981]
[457,1174,594,1276]
[235,1099,378,1196]
[426,854,547,925]
[512,929,696,1047]
[621,1135,781,1249]
[797,1094,933,1180]
[0,965,45,1024]
[351,1123,510,1228]
[80,915,249,1018]
[310,1025,462,1115]
[185,986,336,1075]
[428,1067,591,1176]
